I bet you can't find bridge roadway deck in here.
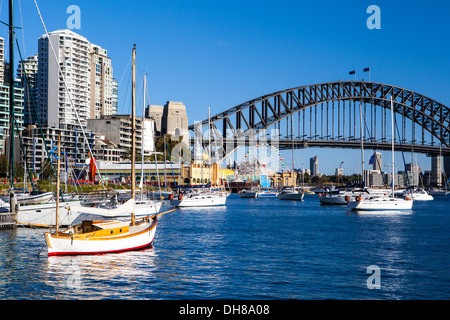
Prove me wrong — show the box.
[190,138,450,156]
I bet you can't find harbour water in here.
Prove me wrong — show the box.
[0,193,448,300]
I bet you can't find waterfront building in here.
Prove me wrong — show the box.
[405,163,421,186]
[111,78,118,115]
[335,167,344,176]
[0,84,24,154]
[431,155,442,186]
[19,124,123,178]
[89,44,116,118]
[0,37,4,84]
[310,156,319,176]
[95,160,181,186]
[371,152,382,171]
[181,162,235,187]
[17,54,39,125]
[37,29,91,127]
[145,101,189,145]
[87,114,147,159]
[364,169,384,187]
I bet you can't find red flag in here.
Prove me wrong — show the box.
[88,153,96,182]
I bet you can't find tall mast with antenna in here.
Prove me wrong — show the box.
[9,0,17,215]
[131,44,136,226]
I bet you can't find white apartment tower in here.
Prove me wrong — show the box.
[0,37,4,84]
[90,44,115,118]
[37,29,91,127]
[17,54,39,125]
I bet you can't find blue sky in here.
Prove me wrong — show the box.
[1,0,449,174]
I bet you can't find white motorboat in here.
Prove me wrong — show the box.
[278,187,304,201]
[170,190,228,207]
[239,189,258,198]
[403,188,433,201]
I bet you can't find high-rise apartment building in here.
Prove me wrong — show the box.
[431,155,442,186]
[0,85,24,154]
[310,156,319,176]
[17,54,39,125]
[37,29,91,127]
[0,37,4,84]
[371,152,382,171]
[405,163,420,186]
[90,44,115,118]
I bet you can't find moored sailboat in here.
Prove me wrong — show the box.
[170,106,228,207]
[45,45,173,256]
[347,97,413,211]
[277,114,304,201]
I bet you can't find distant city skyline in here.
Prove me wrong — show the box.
[1,0,449,175]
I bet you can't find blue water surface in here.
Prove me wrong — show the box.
[0,194,448,300]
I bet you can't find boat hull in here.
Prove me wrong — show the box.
[171,193,227,207]
[239,191,257,198]
[256,192,278,197]
[16,201,83,227]
[319,196,348,205]
[16,192,54,205]
[45,219,157,256]
[278,192,304,201]
[347,198,413,211]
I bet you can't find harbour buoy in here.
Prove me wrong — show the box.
[169,194,173,200]
[178,194,183,201]
[345,195,350,202]
[355,196,361,202]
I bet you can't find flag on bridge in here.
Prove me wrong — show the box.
[349,70,356,75]
[364,67,370,72]
[368,154,375,165]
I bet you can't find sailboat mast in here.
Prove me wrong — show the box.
[131,44,136,226]
[291,113,295,188]
[55,133,61,234]
[359,101,365,187]
[139,73,146,191]
[390,96,395,197]
[208,106,212,191]
[8,0,16,200]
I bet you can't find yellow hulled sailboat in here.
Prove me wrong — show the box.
[45,45,173,256]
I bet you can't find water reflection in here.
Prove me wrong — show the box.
[350,210,413,216]
[45,247,159,299]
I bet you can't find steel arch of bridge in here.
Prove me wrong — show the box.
[188,81,450,158]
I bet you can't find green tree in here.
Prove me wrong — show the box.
[0,154,8,175]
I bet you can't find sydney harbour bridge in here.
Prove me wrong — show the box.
[188,81,450,166]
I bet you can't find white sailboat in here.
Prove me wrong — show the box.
[170,106,228,207]
[347,96,413,211]
[278,114,304,201]
[45,45,173,256]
